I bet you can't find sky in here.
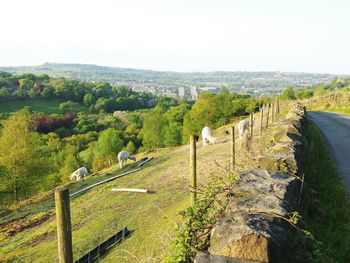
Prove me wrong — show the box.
[0,0,349,74]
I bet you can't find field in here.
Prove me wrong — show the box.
[0,98,87,114]
[0,125,251,262]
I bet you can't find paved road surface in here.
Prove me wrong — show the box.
[308,111,350,193]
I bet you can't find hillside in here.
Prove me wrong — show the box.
[0,123,254,262]
[0,63,337,97]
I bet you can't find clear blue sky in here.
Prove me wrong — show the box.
[1,0,349,74]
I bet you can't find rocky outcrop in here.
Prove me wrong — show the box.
[195,103,306,263]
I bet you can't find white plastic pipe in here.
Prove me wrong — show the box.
[111,188,148,193]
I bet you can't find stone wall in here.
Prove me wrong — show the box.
[195,103,306,263]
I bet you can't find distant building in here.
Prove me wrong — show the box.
[191,86,198,100]
[178,87,185,98]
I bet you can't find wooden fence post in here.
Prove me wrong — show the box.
[55,187,73,263]
[190,135,197,205]
[276,97,280,114]
[266,104,270,127]
[230,126,235,171]
[271,103,275,123]
[259,106,263,135]
[250,113,254,139]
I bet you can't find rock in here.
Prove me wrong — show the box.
[267,144,293,156]
[194,252,256,263]
[257,155,280,172]
[209,216,287,263]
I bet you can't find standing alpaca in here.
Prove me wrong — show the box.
[238,113,255,140]
[201,126,216,147]
[117,150,136,169]
[238,119,249,140]
[70,167,88,181]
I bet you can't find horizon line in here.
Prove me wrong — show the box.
[0,62,347,76]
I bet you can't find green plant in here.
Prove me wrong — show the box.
[278,161,289,174]
[165,170,237,262]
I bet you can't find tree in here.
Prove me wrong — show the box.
[59,101,81,113]
[182,92,221,143]
[164,122,183,147]
[59,153,80,183]
[141,106,167,149]
[83,93,95,106]
[281,87,297,100]
[164,104,191,124]
[94,128,123,167]
[0,110,51,202]
[0,87,9,100]
[126,141,136,154]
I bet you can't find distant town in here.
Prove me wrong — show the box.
[1,63,341,98]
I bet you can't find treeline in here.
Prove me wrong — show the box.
[141,89,262,149]
[0,71,156,113]
[280,78,350,100]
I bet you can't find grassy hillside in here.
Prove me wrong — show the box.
[0,98,87,115]
[302,91,350,114]
[0,126,246,262]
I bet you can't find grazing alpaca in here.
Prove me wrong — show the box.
[238,113,255,140]
[201,126,216,147]
[118,150,136,169]
[70,167,88,181]
[238,119,249,140]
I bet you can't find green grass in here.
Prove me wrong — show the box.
[0,130,233,262]
[322,107,350,115]
[284,120,350,262]
[0,98,87,115]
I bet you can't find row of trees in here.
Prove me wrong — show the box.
[140,88,262,150]
[280,78,350,101]
[0,71,157,113]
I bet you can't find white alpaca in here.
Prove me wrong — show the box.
[117,150,136,169]
[201,126,216,147]
[238,114,255,140]
[238,119,249,140]
[70,167,88,181]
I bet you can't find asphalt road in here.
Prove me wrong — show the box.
[308,111,350,193]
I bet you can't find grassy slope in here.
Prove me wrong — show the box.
[321,107,350,115]
[284,120,350,262]
[0,98,87,114]
[0,129,236,262]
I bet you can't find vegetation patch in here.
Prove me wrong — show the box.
[166,169,237,262]
[283,120,350,262]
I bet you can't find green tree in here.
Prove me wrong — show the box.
[0,87,9,100]
[141,106,167,149]
[164,122,183,147]
[83,93,95,106]
[60,153,80,183]
[281,87,297,100]
[59,100,81,113]
[182,92,221,143]
[94,128,123,167]
[125,141,136,154]
[164,103,191,124]
[0,111,50,202]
